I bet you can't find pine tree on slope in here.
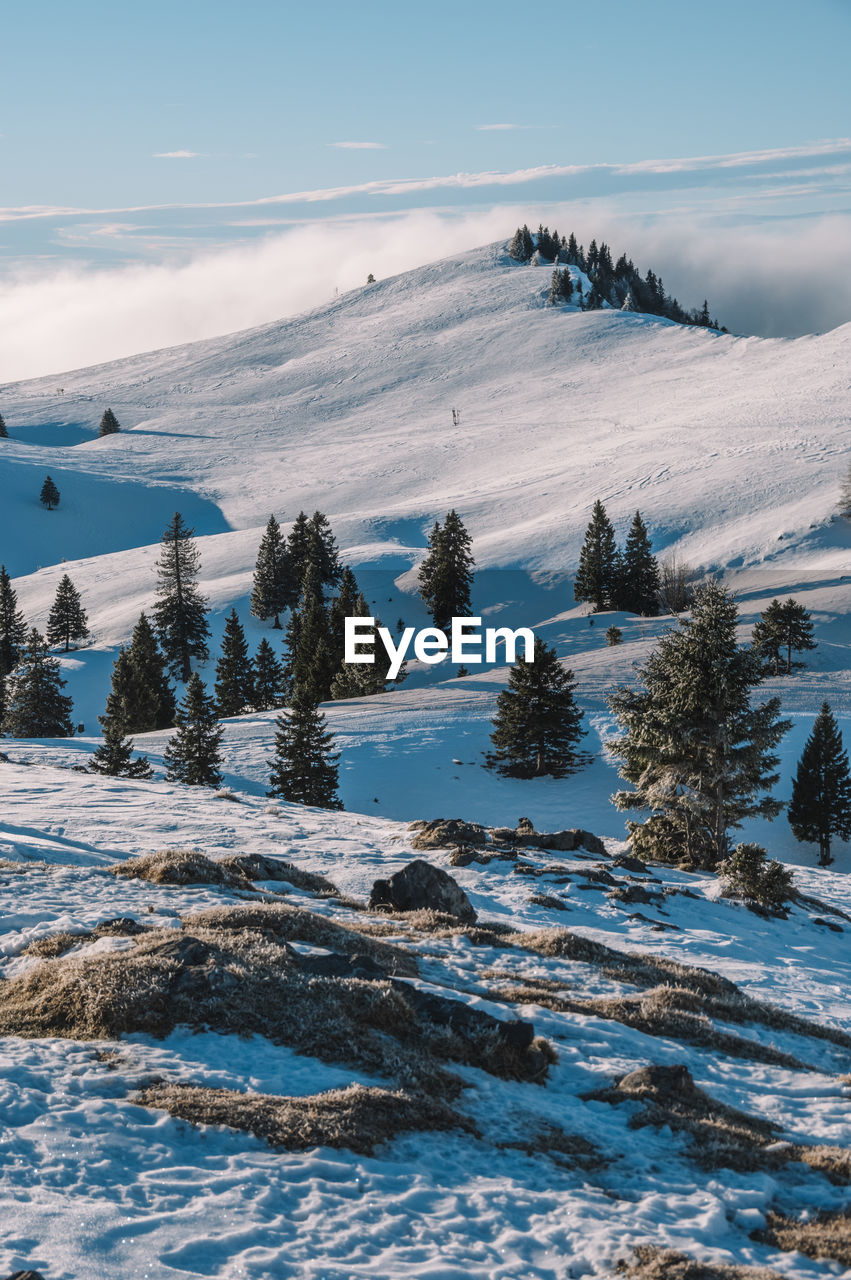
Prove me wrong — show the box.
[286,563,336,702]
[0,565,27,675]
[98,408,121,437]
[752,597,817,675]
[787,701,851,866]
[47,574,89,652]
[418,510,475,632]
[89,715,152,778]
[267,696,342,809]
[153,512,210,681]
[163,674,223,787]
[253,638,288,711]
[486,637,589,779]
[574,500,620,612]
[608,582,790,868]
[110,613,175,733]
[619,511,660,615]
[250,514,297,628]
[0,413,7,438]
[2,628,74,738]
[751,598,785,675]
[40,475,60,510]
[214,609,256,716]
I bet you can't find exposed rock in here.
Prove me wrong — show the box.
[4,1272,49,1280]
[617,1063,694,1099]
[576,865,619,887]
[813,917,843,933]
[612,855,654,874]
[296,952,387,981]
[410,819,488,850]
[529,893,569,911]
[369,860,477,922]
[608,884,657,905]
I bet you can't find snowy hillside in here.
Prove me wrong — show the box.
[2,237,851,1279]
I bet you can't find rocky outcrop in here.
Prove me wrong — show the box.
[369,859,477,922]
[410,819,488,850]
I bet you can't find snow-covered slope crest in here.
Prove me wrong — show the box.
[1,239,849,583]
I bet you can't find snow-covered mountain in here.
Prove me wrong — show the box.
[3,239,851,1280]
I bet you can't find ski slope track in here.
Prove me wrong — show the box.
[1,240,851,1279]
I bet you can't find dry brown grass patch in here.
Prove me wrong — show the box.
[185,902,418,977]
[753,1209,851,1266]
[617,1245,787,1279]
[218,854,338,895]
[136,1081,473,1155]
[22,931,83,958]
[109,849,253,890]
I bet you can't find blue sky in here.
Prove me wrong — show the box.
[1,0,850,376]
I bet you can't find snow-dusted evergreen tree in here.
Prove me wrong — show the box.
[548,268,573,305]
[2,628,74,738]
[418,510,475,632]
[250,514,297,628]
[163,673,223,787]
[574,500,620,612]
[90,714,152,778]
[109,613,176,733]
[752,597,816,675]
[47,574,89,652]
[267,696,342,808]
[214,609,255,716]
[0,565,27,676]
[153,512,210,681]
[40,475,60,510]
[608,582,790,868]
[286,563,336,702]
[787,701,851,866]
[508,225,534,261]
[253,638,288,710]
[285,509,341,590]
[486,637,589,778]
[98,408,121,436]
[0,413,7,438]
[619,511,660,614]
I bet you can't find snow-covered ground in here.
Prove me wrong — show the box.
[1,239,851,1277]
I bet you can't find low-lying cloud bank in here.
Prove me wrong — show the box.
[1,207,850,383]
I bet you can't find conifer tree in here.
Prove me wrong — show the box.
[253,638,288,710]
[0,413,7,438]
[619,511,660,614]
[0,670,5,727]
[267,696,342,808]
[1,628,74,738]
[98,408,121,436]
[250,514,297,627]
[286,511,312,583]
[418,510,475,632]
[214,609,256,716]
[163,673,224,787]
[307,511,341,585]
[608,582,790,868]
[110,613,175,732]
[787,701,851,866]
[40,475,60,510]
[152,512,210,681]
[0,565,27,675]
[89,715,152,778]
[752,597,817,675]
[47,574,89,652]
[286,563,336,702]
[574,500,620,612]
[486,637,589,778]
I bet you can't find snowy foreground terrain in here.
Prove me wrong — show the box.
[1,240,851,1278]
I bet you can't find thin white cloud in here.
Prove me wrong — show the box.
[153,150,199,159]
[328,141,387,150]
[476,123,520,132]
[2,138,850,223]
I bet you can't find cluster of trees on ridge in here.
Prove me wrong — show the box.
[508,223,723,329]
[1,497,849,870]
